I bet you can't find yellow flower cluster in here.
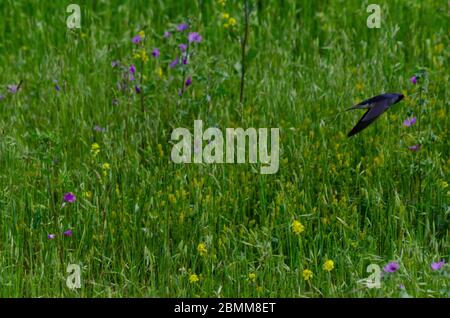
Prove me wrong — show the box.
[291,220,305,235]
[197,242,208,256]
[189,273,199,284]
[102,162,110,176]
[91,143,100,156]
[323,260,334,272]
[303,269,313,281]
[134,49,148,64]
[221,12,237,28]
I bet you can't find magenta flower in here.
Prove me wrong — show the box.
[188,32,202,43]
[132,34,142,44]
[63,192,76,203]
[408,144,421,152]
[403,116,417,127]
[410,76,417,85]
[163,31,171,38]
[431,260,445,271]
[48,234,56,240]
[63,229,73,237]
[179,44,187,52]
[383,261,400,273]
[185,76,192,87]
[152,48,160,58]
[169,58,179,68]
[177,23,188,32]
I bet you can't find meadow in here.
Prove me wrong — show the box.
[0,0,448,297]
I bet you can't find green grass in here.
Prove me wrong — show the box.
[0,0,448,297]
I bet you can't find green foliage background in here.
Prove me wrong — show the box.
[0,0,448,297]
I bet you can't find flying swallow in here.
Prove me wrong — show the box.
[347,93,404,137]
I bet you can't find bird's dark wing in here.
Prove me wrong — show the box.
[356,94,389,106]
[347,99,389,137]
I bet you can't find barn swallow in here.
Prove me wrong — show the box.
[347,93,404,137]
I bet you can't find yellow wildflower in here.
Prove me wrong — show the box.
[221,12,230,19]
[83,191,92,199]
[355,82,364,91]
[218,0,226,7]
[138,30,145,39]
[303,269,313,281]
[248,273,256,283]
[197,242,208,256]
[156,67,163,79]
[102,163,110,170]
[140,50,148,63]
[189,274,199,284]
[323,260,334,272]
[291,220,305,235]
[168,193,176,204]
[157,144,164,157]
[91,143,100,156]
[228,17,237,26]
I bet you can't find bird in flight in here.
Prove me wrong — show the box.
[347,93,404,137]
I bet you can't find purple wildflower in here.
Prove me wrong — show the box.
[53,79,61,92]
[93,125,105,133]
[170,58,179,68]
[63,192,76,203]
[403,116,417,127]
[7,84,19,94]
[111,60,120,68]
[135,86,141,94]
[164,31,171,38]
[408,144,421,152]
[185,76,192,87]
[179,44,187,52]
[177,23,188,32]
[182,56,188,65]
[188,32,202,43]
[383,261,400,273]
[63,229,73,237]
[132,34,142,44]
[178,89,183,96]
[410,76,417,85]
[152,48,160,58]
[48,234,56,240]
[129,64,136,81]
[399,284,405,290]
[431,260,445,271]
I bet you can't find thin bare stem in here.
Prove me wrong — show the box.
[239,0,249,104]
